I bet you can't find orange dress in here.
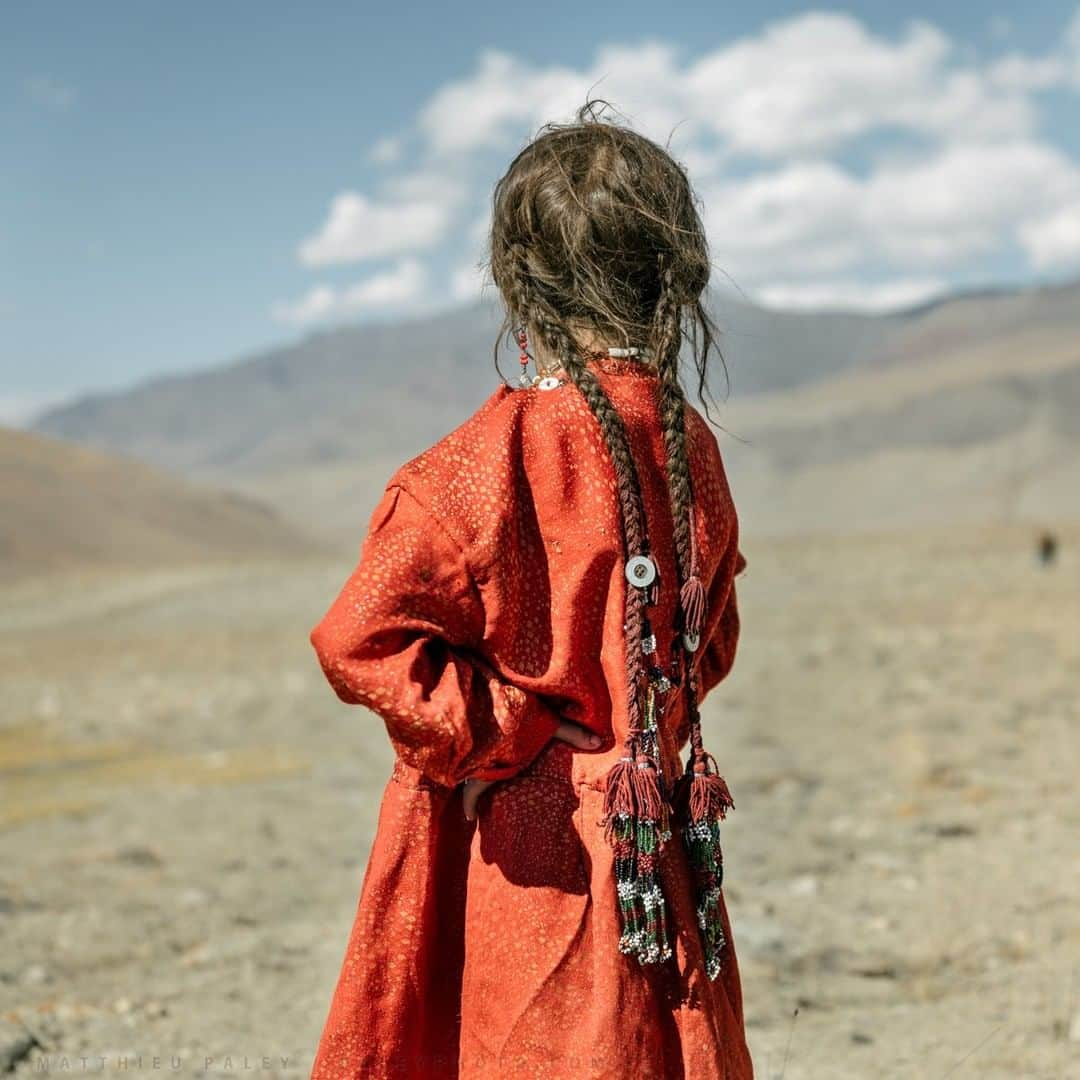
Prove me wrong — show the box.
[309,355,752,1079]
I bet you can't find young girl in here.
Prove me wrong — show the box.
[308,106,751,1079]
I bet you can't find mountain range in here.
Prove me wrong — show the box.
[0,426,323,580]
[31,279,1080,544]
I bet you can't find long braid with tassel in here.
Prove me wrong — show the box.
[522,289,673,967]
[487,109,736,983]
[654,268,736,980]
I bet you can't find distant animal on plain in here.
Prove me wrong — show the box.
[1037,531,1058,566]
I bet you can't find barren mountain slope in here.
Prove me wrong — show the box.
[0,427,323,580]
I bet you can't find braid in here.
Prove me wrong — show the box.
[512,267,675,964]
[525,287,652,734]
[505,242,649,567]
[486,105,736,976]
[652,265,694,591]
[653,262,732,984]
[652,273,707,745]
[563,351,650,733]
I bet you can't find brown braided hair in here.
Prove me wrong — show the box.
[488,101,723,732]
[487,102,736,975]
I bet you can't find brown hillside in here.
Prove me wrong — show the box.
[0,427,323,580]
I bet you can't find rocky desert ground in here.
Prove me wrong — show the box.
[2,520,1077,1078]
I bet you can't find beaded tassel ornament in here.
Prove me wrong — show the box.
[600,569,674,966]
[672,503,735,980]
[597,375,735,980]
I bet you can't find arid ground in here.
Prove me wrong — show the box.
[2,522,1077,1078]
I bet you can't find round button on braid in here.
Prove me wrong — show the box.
[624,554,657,588]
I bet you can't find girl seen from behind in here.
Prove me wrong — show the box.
[309,102,752,1079]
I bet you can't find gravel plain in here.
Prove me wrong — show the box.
[1,524,1077,1078]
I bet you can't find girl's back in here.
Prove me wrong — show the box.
[309,105,753,1079]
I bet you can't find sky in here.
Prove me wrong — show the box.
[3,1,1080,422]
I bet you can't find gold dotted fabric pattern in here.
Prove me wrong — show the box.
[309,357,752,1078]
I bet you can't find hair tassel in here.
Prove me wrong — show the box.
[680,576,706,637]
[686,760,738,825]
[600,677,674,968]
[600,745,638,841]
[670,658,733,980]
[631,752,667,827]
[680,503,707,637]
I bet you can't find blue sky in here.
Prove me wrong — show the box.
[3,2,1080,421]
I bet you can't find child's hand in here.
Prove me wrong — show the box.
[461,720,603,820]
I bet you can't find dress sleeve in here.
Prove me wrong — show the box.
[696,547,747,702]
[309,483,563,788]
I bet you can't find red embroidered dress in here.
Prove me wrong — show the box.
[309,355,752,1079]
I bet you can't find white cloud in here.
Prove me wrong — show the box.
[342,258,428,306]
[413,15,1043,162]
[702,141,1080,283]
[299,186,457,266]
[273,259,429,324]
[987,53,1068,91]
[418,51,582,156]
[1021,200,1080,269]
[416,42,711,159]
[685,14,1031,155]
[754,277,949,313]
[703,162,865,278]
[865,142,1079,261]
[989,6,1080,90]
[288,8,1080,319]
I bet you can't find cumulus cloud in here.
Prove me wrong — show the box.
[684,15,1033,155]
[755,277,949,313]
[989,7,1080,90]
[273,259,428,325]
[299,184,459,266]
[1021,200,1080,269]
[865,142,1080,262]
[284,7,1080,321]
[704,140,1080,297]
[414,15,1040,160]
[418,51,584,157]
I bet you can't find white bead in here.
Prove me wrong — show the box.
[537,376,562,390]
[625,554,657,587]
[683,630,701,652]
[607,347,640,357]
